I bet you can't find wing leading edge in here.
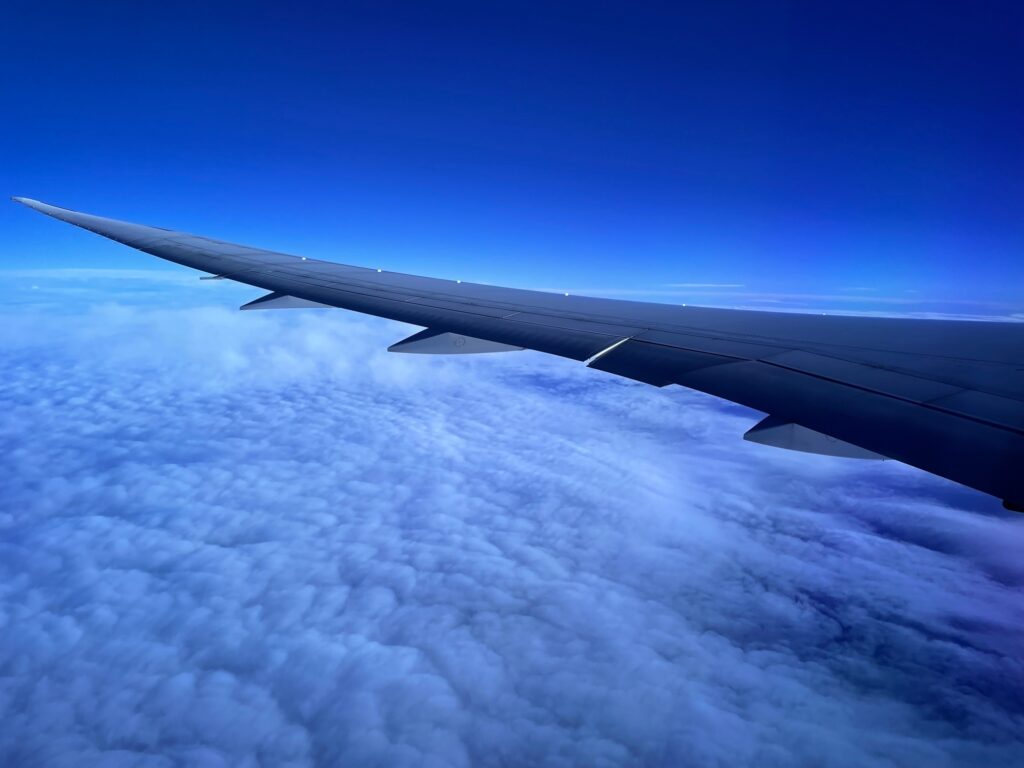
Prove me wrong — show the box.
[13,197,1024,509]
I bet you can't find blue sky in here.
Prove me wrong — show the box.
[3,4,1024,766]
[3,1,1022,312]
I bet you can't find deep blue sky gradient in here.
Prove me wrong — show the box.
[3,7,1024,763]
[3,1,1022,310]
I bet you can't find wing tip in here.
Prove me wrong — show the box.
[11,196,44,210]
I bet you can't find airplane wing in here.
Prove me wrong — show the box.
[13,197,1024,510]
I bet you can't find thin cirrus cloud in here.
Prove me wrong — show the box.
[0,273,1022,767]
[664,283,747,289]
[547,283,1024,320]
[518,270,1022,317]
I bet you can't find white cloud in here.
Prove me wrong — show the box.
[1,276,1022,767]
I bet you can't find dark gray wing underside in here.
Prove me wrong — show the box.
[13,197,1024,508]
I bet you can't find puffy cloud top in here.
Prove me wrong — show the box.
[1,274,1022,767]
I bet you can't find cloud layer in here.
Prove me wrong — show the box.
[1,274,1023,767]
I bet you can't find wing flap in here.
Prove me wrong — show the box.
[588,338,736,386]
[677,359,1024,502]
[926,389,1024,432]
[763,349,963,402]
